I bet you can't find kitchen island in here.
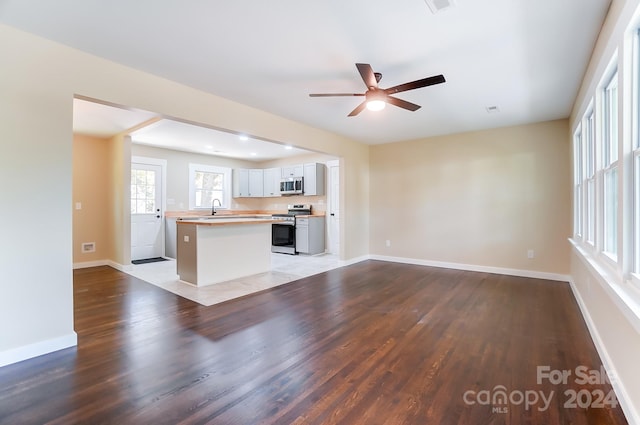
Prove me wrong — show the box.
[176,216,276,286]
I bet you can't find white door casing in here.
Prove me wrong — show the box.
[327,160,340,256]
[131,159,165,261]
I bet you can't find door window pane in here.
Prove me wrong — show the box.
[131,169,156,214]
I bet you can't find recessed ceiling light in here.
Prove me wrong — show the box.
[486,105,500,113]
[284,146,293,150]
[250,152,257,156]
[205,145,214,149]
[239,135,249,141]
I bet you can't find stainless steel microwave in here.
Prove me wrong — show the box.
[280,176,303,195]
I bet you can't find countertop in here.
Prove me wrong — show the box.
[177,216,278,226]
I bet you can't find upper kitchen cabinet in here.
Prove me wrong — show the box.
[281,164,304,178]
[233,168,264,197]
[303,163,325,196]
[263,167,281,197]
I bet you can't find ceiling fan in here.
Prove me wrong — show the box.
[309,63,446,117]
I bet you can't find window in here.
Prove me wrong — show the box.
[632,162,638,274]
[188,163,232,210]
[584,108,596,245]
[635,58,640,275]
[131,168,157,214]
[573,127,583,238]
[602,72,619,259]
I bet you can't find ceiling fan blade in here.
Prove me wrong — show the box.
[309,93,364,97]
[348,101,368,117]
[385,74,446,95]
[356,63,378,89]
[386,96,421,111]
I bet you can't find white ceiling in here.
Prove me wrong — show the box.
[72,98,313,161]
[1,0,611,145]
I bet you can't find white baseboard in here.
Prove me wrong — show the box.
[107,260,133,272]
[568,278,640,425]
[73,259,109,269]
[369,254,570,282]
[340,254,371,267]
[73,259,132,272]
[0,333,77,368]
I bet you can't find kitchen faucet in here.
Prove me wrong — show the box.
[211,198,222,215]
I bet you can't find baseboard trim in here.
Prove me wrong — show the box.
[369,255,570,282]
[73,260,133,272]
[107,260,133,272]
[568,278,640,425]
[0,333,77,368]
[73,259,109,269]
[340,254,371,267]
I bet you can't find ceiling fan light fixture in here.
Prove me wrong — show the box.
[309,63,446,117]
[366,99,386,112]
[366,90,387,112]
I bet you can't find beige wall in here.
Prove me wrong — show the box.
[0,23,369,365]
[0,25,76,362]
[108,134,132,266]
[370,119,571,275]
[72,135,113,264]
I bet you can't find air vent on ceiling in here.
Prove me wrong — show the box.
[424,0,456,14]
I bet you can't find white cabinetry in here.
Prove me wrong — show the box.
[303,163,325,196]
[248,169,264,197]
[281,164,304,178]
[263,167,281,197]
[295,216,325,254]
[233,168,264,197]
[234,163,325,197]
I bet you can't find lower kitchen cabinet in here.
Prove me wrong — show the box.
[295,216,325,255]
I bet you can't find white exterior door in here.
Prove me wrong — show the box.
[131,162,163,261]
[327,160,340,255]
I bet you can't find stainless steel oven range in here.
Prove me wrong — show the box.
[271,204,312,254]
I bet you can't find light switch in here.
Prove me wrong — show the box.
[183,235,190,243]
[75,202,82,210]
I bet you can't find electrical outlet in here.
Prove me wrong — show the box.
[385,240,391,247]
[527,249,534,259]
[75,202,82,210]
[184,235,190,243]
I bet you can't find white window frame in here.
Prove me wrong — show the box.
[573,127,583,238]
[583,106,596,246]
[633,31,640,284]
[570,9,640,340]
[188,163,232,211]
[602,71,619,261]
[634,148,640,280]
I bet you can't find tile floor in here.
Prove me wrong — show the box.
[126,253,344,306]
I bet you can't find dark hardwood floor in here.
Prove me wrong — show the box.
[0,261,628,424]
